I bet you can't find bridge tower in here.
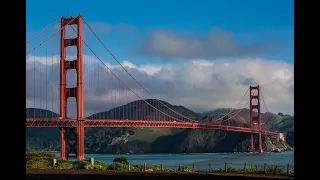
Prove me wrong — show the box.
[59,14,85,160]
[249,85,263,153]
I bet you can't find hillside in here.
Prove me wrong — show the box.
[84,100,201,153]
[108,110,293,154]
[202,108,232,116]
[87,99,202,120]
[202,109,294,146]
[150,111,293,153]
[26,101,293,153]
[26,100,202,152]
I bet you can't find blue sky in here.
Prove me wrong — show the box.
[26,0,294,114]
[27,0,294,65]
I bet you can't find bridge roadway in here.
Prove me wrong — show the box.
[26,118,279,136]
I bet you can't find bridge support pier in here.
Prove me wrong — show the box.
[60,128,67,160]
[59,14,85,160]
[250,134,254,151]
[258,133,263,153]
[249,85,263,153]
[77,120,85,160]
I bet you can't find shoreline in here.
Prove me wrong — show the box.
[42,149,294,155]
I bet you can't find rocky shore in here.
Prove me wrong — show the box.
[271,147,294,153]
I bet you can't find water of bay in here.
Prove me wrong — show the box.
[57,151,294,171]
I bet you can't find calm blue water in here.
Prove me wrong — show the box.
[56,151,294,171]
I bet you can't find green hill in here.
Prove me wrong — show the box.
[87,99,202,120]
[84,99,202,153]
[26,102,293,153]
[26,99,202,152]
[150,110,293,153]
[26,108,60,151]
[202,108,232,116]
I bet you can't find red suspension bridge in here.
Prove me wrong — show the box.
[26,14,285,160]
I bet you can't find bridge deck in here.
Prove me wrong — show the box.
[26,118,278,136]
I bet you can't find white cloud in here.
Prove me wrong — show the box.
[121,61,162,75]
[26,56,162,76]
[149,58,293,114]
[26,57,294,117]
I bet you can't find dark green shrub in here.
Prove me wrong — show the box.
[113,156,129,164]
[72,160,91,169]
[83,160,107,170]
[164,168,176,172]
[26,151,56,169]
[130,164,144,171]
[85,164,105,170]
[56,160,73,169]
[215,168,225,172]
[26,151,55,163]
[151,164,161,171]
[84,164,95,170]
[108,162,129,170]
[227,167,243,173]
[94,160,107,166]
[28,160,51,169]
[272,165,286,176]
[94,160,108,170]
[246,165,265,174]
[178,165,192,172]
[26,163,33,169]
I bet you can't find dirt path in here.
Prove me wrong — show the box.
[26,169,294,180]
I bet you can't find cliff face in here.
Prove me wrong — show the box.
[107,129,290,154]
[262,136,291,152]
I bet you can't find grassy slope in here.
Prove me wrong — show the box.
[128,128,175,143]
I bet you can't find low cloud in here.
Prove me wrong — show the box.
[26,56,294,117]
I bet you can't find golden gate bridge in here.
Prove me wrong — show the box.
[26,14,284,160]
